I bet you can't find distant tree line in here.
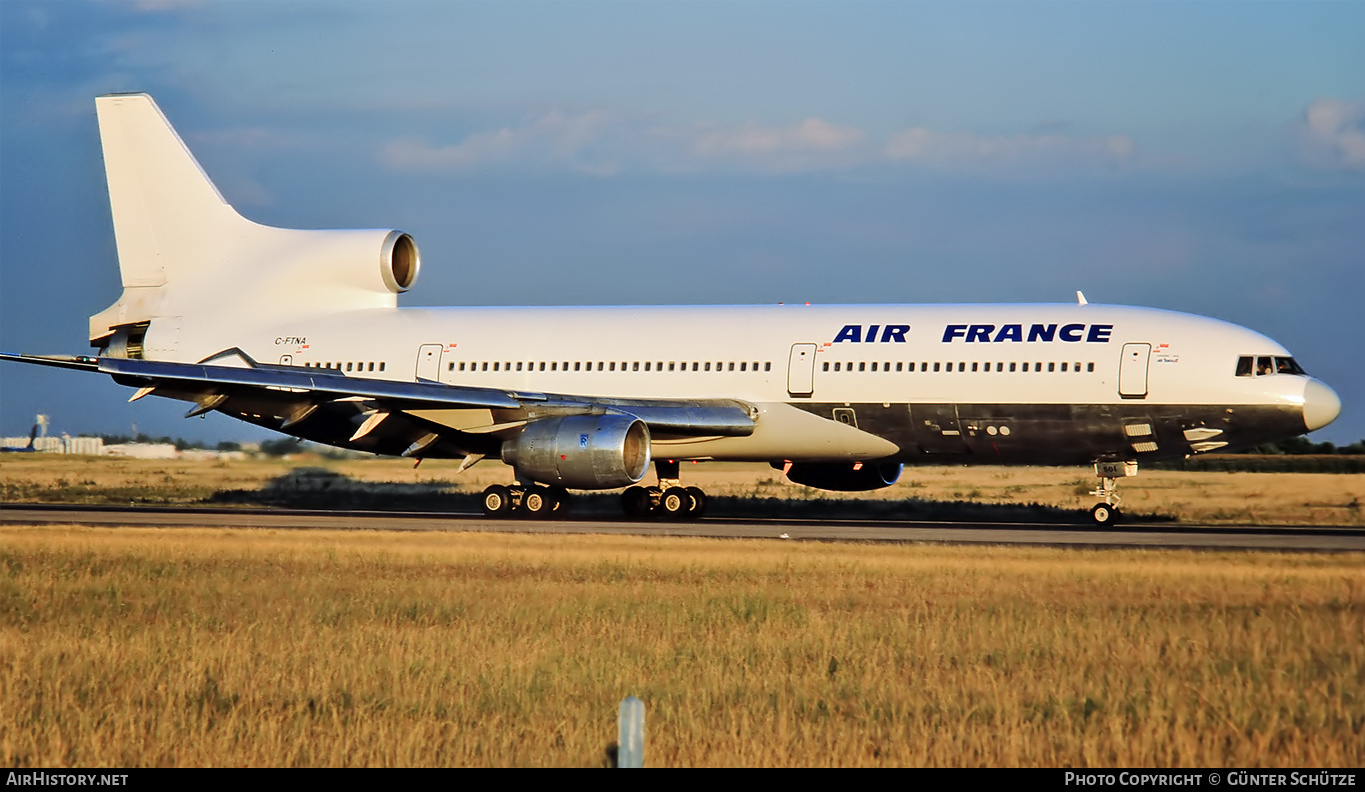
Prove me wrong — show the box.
[1243,436,1364,455]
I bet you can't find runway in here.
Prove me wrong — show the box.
[4,503,1364,551]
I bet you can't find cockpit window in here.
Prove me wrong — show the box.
[1275,357,1305,375]
[1238,354,1307,377]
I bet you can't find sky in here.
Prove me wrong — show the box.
[1,0,1362,445]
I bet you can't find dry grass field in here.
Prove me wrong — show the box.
[2,454,1362,525]
[1,525,1361,767]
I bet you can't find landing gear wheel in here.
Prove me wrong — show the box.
[658,487,689,518]
[482,485,512,517]
[522,487,553,518]
[622,486,653,519]
[1090,503,1120,526]
[685,487,707,518]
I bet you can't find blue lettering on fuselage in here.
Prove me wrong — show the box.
[941,323,1113,342]
[832,324,911,343]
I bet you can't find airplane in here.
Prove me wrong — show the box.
[0,93,1342,524]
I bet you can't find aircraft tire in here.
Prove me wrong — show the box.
[1090,503,1119,526]
[482,485,512,517]
[658,487,688,519]
[622,486,652,519]
[522,487,553,518]
[685,487,707,518]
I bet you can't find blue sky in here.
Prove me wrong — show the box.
[1,0,1362,444]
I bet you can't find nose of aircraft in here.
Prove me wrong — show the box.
[1302,378,1342,432]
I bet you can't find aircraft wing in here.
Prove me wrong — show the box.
[0,352,756,441]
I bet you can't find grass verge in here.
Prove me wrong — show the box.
[2,526,1362,766]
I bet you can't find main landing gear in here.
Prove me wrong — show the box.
[621,459,708,520]
[1089,460,1136,526]
[480,484,570,519]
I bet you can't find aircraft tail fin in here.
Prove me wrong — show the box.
[88,94,418,356]
[96,93,247,291]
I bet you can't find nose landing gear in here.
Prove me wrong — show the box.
[1089,460,1136,525]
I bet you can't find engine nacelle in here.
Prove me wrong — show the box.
[502,414,651,489]
[780,461,902,491]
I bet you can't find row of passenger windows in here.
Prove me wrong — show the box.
[450,360,775,373]
[823,360,1096,373]
[1235,356,1304,377]
[307,361,386,372]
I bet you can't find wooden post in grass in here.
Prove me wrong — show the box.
[618,696,645,768]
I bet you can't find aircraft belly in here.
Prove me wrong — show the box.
[776,401,1307,466]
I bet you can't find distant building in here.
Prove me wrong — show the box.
[1,435,105,455]
[103,443,179,459]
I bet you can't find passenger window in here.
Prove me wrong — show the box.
[764,362,771,372]
[933,362,941,372]
[740,362,747,372]
[958,362,965,372]
[1087,362,1095,372]
[1010,362,1017,372]
[1048,362,1056,372]
[971,362,979,372]
[1256,356,1273,376]
[823,362,830,372]
[859,362,867,372]
[896,362,903,372]
[728,362,735,371]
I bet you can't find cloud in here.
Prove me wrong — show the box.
[1298,98,1365,171]
[687,118,867,172]
[382,110,621,175]
[884,127,1134,167]
[381,112,1133,176]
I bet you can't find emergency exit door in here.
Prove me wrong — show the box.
[1119,343,1151,399]
[415,344,443,382]
[787,343,817,397]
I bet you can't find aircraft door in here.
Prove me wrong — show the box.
[1119,343,1151,399]
[787,343,817,397]
[416,344,444,382]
